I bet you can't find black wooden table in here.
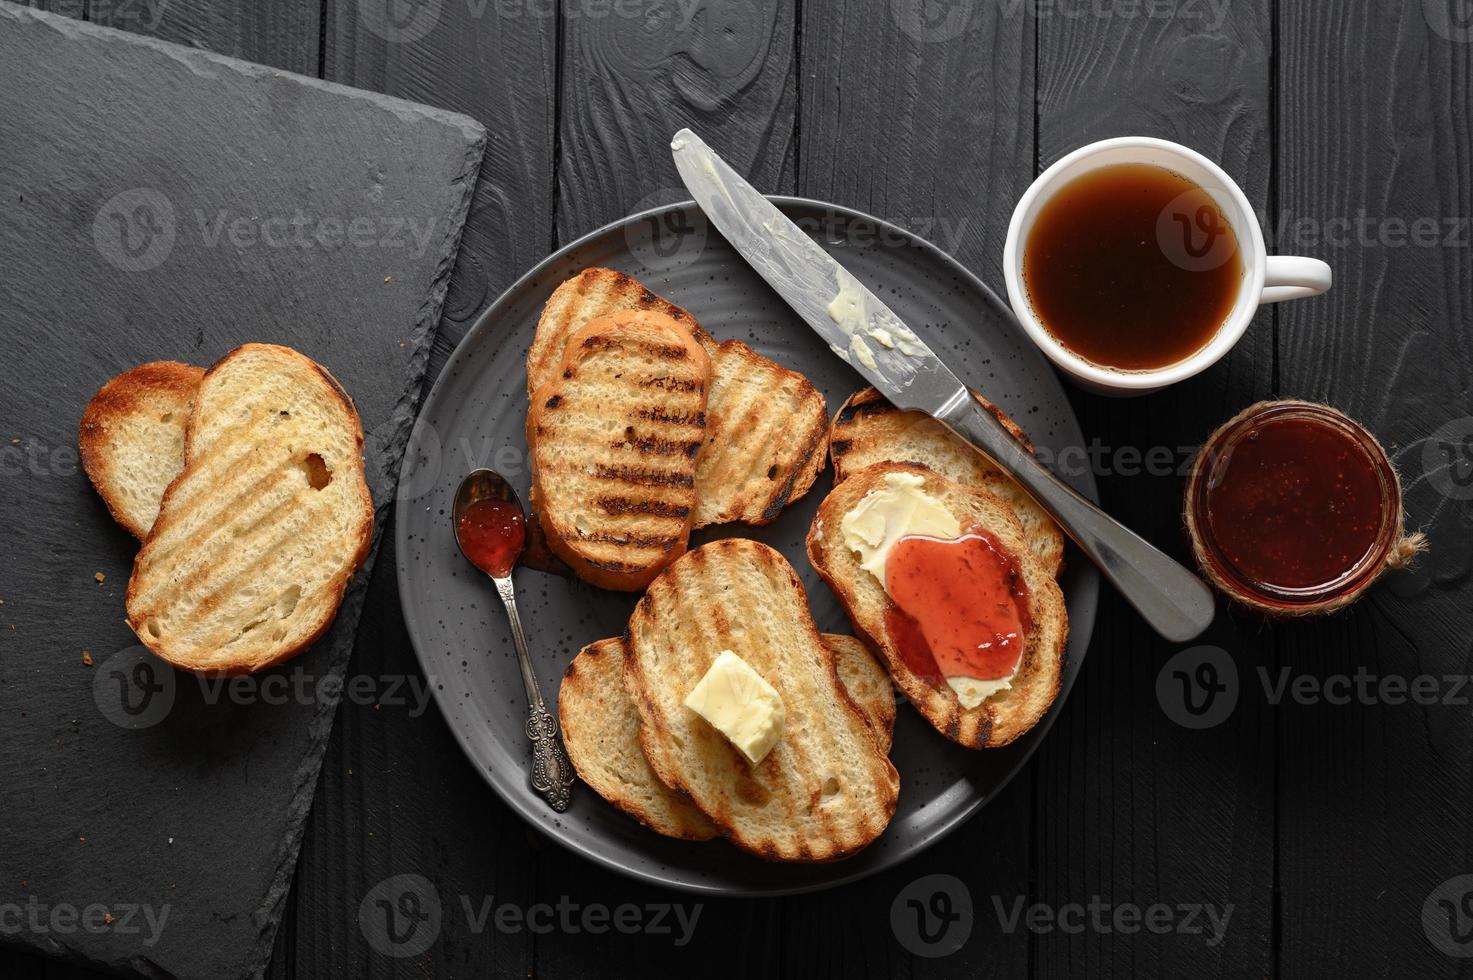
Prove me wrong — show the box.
[5,1,1472,976]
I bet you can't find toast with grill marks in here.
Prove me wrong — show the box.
[125,345,374,674]
[528,268,827,527]
[807,464,1068,749]
[624,539,899,861]
[528,267,712,394]
[527,309,711,591]
[830,387,1066,575]
[560,633,896,840]
[79,361,205,540]
[695,339,829,526]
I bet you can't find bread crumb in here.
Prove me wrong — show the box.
[82,651,94,666]
[94,572,106,584]
[383,276,392,283]
[104,912,114,925]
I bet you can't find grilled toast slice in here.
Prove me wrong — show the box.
[624,539,899,861]
[125,344,374,674]
[807,463,1068,749]
[528,268,827,527]
[527,309,711,591]
[560,633,895,840]
[696,339,829,526]
[827,633,898,752]
[528,267,713,391]
[79,361,205,539]
[829,387,1066,575]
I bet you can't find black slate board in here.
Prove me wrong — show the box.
[0,6,484,977]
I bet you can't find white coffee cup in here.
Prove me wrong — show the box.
[1003,136,1332,396]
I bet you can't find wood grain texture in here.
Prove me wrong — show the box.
[554,0,798,241]
[1276,1,1473,974]
[9,1,1471,977]
[90,0,320,74]
[16,0,86,17]
[800,0,1034,281]
[792,2,1036,976]
[325,0,559,373]
[1035,0,1277,975]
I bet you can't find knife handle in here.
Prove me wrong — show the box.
[939,396,1215,643]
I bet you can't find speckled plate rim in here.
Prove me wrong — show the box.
[396,195,1099,897]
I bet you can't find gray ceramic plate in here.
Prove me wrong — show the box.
[395,198,1099,896]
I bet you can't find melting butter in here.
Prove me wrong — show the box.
[840,471,961,580]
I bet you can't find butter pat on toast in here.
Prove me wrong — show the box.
[528,268,827,527]
[125,344,374,674]
[79,361,204,539]
[624,539,899,861]
[560,633,895,840]
[527,309,711,591]
[807,463,1068,749]
[829,387,1065,575]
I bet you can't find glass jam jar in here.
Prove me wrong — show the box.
[1185,400,1418,614]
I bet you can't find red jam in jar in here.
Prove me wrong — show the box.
[882,529,1031,686]
[1189,402,1399,608]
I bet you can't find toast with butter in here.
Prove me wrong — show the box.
[80,361,205,539]
[829,387,1065,575]
[528,268,827,527]
[624,539,899,861]
[125,344,374,674]
[560,633,895,840]
[807,463,1068,749]
[527,309,711,591]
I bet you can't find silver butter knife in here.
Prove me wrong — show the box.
[670,128,1214,642]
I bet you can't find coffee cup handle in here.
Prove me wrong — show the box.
[1261,256,1332,304]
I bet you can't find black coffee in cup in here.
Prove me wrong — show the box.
[1022,163,1243,372]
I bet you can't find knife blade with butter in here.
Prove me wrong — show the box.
[670,128,1214,642]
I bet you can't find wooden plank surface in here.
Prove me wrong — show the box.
[16,0,85,17]
[323,0,559,367]
[8,1,1473,977]
[790,1,1036,976]
[90,0,320,74]
[1033,1,1278,975]
[552,0,798,243]
[20,0,317,81]
[1275,1,1473,974]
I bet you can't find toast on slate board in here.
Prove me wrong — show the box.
[125,344,374,674]
[807,463,1068,749]
[79,361,205,539]
[560,633,896,840]
[528,268,828,528]
[527,309,711,592]
[829,386,1066,576]
[624,539,899,861]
